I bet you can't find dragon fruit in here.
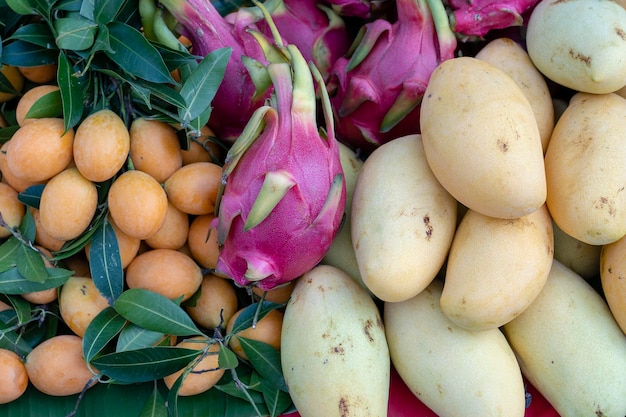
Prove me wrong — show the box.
[327,0,456,151]
[446,0,540,38]
[158,0,274,142]
[214,39,346,291]
[324,0,374,18]
[225,0,352,80]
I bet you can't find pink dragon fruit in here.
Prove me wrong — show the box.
[214,40,346,291]
[327,0,457,151]
[158,0,274,142]
[324,0,373,18]
[225,0,352,80]
[446,0,540,38]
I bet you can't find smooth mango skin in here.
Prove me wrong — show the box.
[384,280,526,417]
[545,93,626,245]
[420,56,546,220]
[281,265,389,417]
[475,37,554,153]
[601,235,626,334]
[351,134,457,302]
[526,0,626,94]
[503,260,626,417]
[441,204,554,331]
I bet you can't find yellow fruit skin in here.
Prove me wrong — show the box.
[420,57,546,219]
[385,280,525,417]
[125,248,202,302]
[0,348,29,404]
[59,276,110,337]
[503,260,626,417]
[600,235,626,334]
[440,205,554,331]
[25,335,96,396]
[351,134,457,302]
[73,109,130,182]
[163,338,224,396]
[226,308,283,361]
[15,84,60,126]
[129,118,182,183]
[185,274,238,330]
[6,118,74,183]
[164,162,221,215]
[0,65,24,103]
[281,265,389,417]
[39,167,98,241]
[0,182,25,239]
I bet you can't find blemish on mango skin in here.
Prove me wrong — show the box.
[339,397,349,416]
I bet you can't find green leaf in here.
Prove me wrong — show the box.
[93,0,127,24]
[105,21,174,84]
[16,244,47,283]
[23,89,63,121]
[5,0,51,16]
[54,15,98,50]
[0,68,21,95]
[218,342,239,369]
[0,237,19,273]
[0,266,71,294]
[18,205,36,241]
[178,47,231,123]
[89,219,123,304]
[239,337,287,392]
[260,378,292,417]
[17,184,44,209]
[139,384,168,417]
[90,346,201,383]
[114,288,202,336]
[116,323,167,352]
[229,301,283,335]
[58,51,85,131]
[1,40,59,67]
[2,293,31,325]
[83,306,127,363]
[7,22,55,48]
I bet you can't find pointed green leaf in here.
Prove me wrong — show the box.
[0,266,71,294]
[17,184,44,209]
[229,301,283,335]
[3,293,32,326]
[239,338,287,391]
[93,0,127,24]
[114,288,202,336]
[0,238,20,273]
[116,323,167,352]
[89,219,123,304]
[139,384,168,417]
[23,89,63,121]
[90,346,200,383]
[58,51,85,131]
[260,377,292,417]
[244,170,296,231]
[217,342,239,370]
[0,40,59,67]
[178,47,231,123]
[54,16,98,50]
[83,306,127,363]
[0,70,21,95]
[16,244,47,283]
[18,205,36,242]
[5,0,52,16]
[105,21,174,84]
[7,23,56,48]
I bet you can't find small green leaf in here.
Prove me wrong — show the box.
[217,342,239,370]
[1,40,59,67]
[93,0,127,24]
[90,346,201,383]
[23,90,63,121]
[178,47,231,123]
[16,245,47,283]
[17,184,44,209]
[229,301,283,335]
[139,384,168,417]
[0,238,20,273]
[0,266,71,294]
[114,289,202,336]
[3,293,32,326]
[239,338,287,391]
[89,219,123,304]
[58,51,85,131]
[0,69,21,95]
[105,21,174,84]
[18,206,36,242]
[260,377,292,417]
[116,323,166,352]
[7,23,56,48]
[5,0,47,16]
[83,306,127,363]
[54,15,98,50]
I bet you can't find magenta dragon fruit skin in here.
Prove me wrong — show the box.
[324,0,373,18]
[225,0,352,80]
[214,43,346,291]
[447,0,540,37]
[327,0,456,151]
[158,0,273,142]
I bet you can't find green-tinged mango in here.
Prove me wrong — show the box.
[384,279,526,417]
[281,265,389,417]
[503,260,626,417]
[351,134,457,302]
